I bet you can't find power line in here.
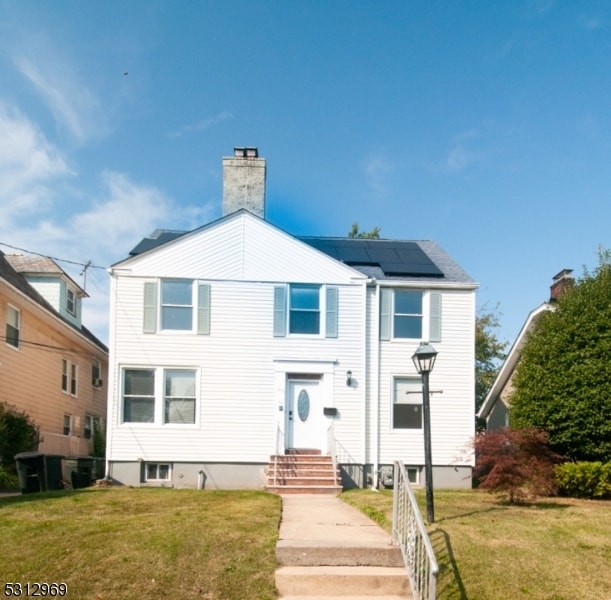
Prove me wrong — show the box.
[0,242,107,271]
[0,334,78,354]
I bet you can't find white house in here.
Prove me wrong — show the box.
[106,148,478,490]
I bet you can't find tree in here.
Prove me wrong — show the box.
[0,402,38,474]
[348,223,381,239]
[510,251,611,462]
[475,306,508,415]
[473,427,562,503]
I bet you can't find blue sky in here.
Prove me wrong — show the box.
[1,1,610,346]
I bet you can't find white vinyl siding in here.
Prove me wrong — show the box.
[108,275,366,464]
[373,288,475,467]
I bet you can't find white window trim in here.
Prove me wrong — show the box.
[62,359,78,397]
[144,462,171,482]
[391,376,423,431]
[392,289,424,340]
[381,288,440,342]
[63,414,73,436]
[6,304,20,350]
[66,288,77,316]
[287,284,329,338]
[120,366,199,427]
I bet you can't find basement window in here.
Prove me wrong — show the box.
[145,463,170,482]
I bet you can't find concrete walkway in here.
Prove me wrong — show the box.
[275,494,411,599]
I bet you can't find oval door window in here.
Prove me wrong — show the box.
[297,389,310,422]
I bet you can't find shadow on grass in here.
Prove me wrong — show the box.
[430,528,469,600]
[0,488,102,507]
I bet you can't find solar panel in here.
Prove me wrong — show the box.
[299,237,444,278]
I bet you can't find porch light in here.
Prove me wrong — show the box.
[411,341,438,524]
[346,370,353,387]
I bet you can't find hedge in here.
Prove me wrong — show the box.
[555,461,611,499]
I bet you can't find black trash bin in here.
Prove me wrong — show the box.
[64,456,100,489]
[14,453,65,493]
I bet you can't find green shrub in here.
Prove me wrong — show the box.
[0,466,19,490]
[555,462,611,499]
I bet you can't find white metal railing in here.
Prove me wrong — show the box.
[392,461,439,600]
[326,424,338,482]
[273,425,285,486]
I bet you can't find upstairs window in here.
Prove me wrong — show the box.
[289,284,321,334]
[394,291,423,339]
[66,289,77,316]
[161,279,193,330]
[143,280,211,334]
[62,359,78,396]
[380,290,441,342]
[274,284,338,338]
[6,305,20,349]
[92,358,102,386]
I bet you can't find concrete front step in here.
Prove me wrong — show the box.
[267,485,343,494]
[266,454,341,494]
[277,541,404,568]
[275,566,410,597]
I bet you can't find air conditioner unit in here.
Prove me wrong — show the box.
[92,378,103,388]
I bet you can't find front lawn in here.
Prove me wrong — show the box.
[2,486,610,600]
[0,488,280,600]
[342,488,611,600]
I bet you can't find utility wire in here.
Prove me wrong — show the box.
[0,242,107,270]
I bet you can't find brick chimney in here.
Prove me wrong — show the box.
[550,269,574,302]
[222,147,266,218]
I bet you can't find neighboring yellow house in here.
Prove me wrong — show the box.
[0,250,108,458]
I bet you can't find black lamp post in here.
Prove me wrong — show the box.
[412,341,438,524]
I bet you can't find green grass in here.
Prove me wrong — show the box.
[0,488,280,600]
[342,488,611,600]
[2,487,611,600]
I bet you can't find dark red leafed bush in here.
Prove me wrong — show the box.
[473,427,563,503]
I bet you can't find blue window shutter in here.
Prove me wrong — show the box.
[273,286,287,337]
[380,288,391,341]
[197,283,211,335]
[143,282,157,333]
[429,292,442,343]
[326,286,339,338]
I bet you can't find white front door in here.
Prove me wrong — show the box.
[287,379,322,450]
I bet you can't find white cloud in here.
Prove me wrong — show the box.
[169,111,234,138]
[363,155,394,198]
[444,129,481,172]
[14,53,106,143]
[0,103,73,222]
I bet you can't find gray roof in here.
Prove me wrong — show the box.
[125,210,475,286]
[299,237,475,284]
[0,251,107,352]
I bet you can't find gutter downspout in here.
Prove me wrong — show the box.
[104,269,116,481]
[371,280,381,489]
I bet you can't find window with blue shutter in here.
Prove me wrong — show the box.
[197,283,211,335]
[380,288,391,341]
[273,286,287,337]
[143,282,158,333]
[429,292,442,343]
[325,287,339,338]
